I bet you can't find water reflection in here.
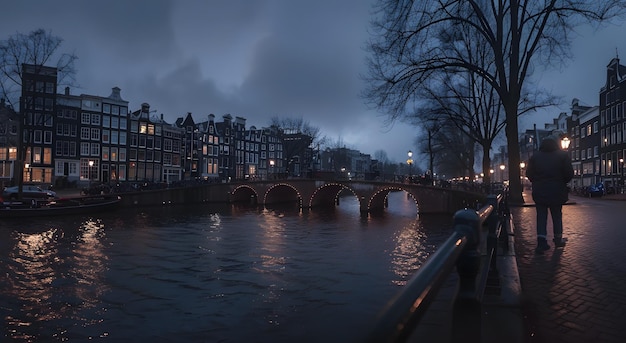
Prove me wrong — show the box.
[2,218,108,341]
[1,193,453,342]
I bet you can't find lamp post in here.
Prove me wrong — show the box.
[499,164,505,183]
[519,162,526,190]
[407,150,413,183]
[88,160,94,187]
[269,159,275,180]
[619,158,624,193]
[24,163,30,183]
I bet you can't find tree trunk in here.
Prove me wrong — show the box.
[482,143,492,192]
[504,104,524,204]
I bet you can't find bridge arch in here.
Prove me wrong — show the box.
[263,183,303,208]
[231,184,259,204]
[367,186,419,214]
[309,182,359,208]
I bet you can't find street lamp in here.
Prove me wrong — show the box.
[619,158,624,193]
[88,160,94,186]
[269,159,275,180]
[24,163,30,182]
[519,162,526,190]
[407,150,413,182]
[499,164,506,183]
[560,136,571,150]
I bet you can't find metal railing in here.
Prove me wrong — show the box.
[367,191,507,343]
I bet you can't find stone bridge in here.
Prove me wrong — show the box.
[229,179,484,215]
[119,179,485,215]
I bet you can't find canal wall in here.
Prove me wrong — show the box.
[118,184,232,207]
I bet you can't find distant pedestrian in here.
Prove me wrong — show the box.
[526,135,574,254]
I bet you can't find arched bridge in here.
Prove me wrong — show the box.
[228,180,485,215]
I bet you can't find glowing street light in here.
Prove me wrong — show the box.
[560,136,571,150]
[88,160,94,186]
[407,150,413,179]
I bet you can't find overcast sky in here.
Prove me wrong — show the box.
[1,1,625,165]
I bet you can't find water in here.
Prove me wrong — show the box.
[0,191,453,343]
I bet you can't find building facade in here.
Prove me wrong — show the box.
[599,57,626,192]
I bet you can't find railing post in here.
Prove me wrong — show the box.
[453,209,481,301]
[486,195,500,272]
[452,208,483,343]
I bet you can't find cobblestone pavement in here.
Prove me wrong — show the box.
[510,192,626,343]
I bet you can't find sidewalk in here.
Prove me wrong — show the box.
[509,190,626,342]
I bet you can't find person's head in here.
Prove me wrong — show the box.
[539,135,559,152]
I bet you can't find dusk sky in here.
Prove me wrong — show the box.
[1,1,625,165]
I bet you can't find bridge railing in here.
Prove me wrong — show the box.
[366,190,508,343]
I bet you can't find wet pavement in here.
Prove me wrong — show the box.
[509,191,626,342]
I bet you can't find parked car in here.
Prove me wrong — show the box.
[584,183,604,197]
[2,185,57,201]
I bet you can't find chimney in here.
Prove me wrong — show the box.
[141,103,150,113]
[65,87,70,95]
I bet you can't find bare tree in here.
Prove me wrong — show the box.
[269,116,327,176]
[0,29,78,109]
[364,0,625,203]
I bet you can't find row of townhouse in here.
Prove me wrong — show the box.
[519,56,626,192]
[1,63,378,190]
[0,63,292,189]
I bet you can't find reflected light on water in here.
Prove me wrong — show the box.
[3,218,109,341]
[390,221,430,286]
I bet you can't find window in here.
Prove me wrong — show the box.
[80,142,89,156]
[594,121,599,133]
[111,147,118,161]
[587,124,592,136]
[45,98,53,111]
[120,118,127,130]
[111,131,118,144]
[119,132,126,145]
[163,153,172,165]
[103,115,111,128]
[103,104,111,114]
[102,147,109,161]
[81,127,90,140]
[33,130,42,143]
[102,130,110,143]
[82,112,91,124]
[44,131,52,144]
[43,113,54,127]
[91,113,101,125]
[119,148,126,161]
[91,128,100,140]
[90,143,100,156]
[111,117,119,129]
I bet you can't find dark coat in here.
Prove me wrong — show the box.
[526,137,574,206]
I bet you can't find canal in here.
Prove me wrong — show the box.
[1,190,454,343]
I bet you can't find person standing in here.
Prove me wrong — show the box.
[526,135,574,254]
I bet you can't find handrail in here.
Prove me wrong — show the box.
[367,193,504,343]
